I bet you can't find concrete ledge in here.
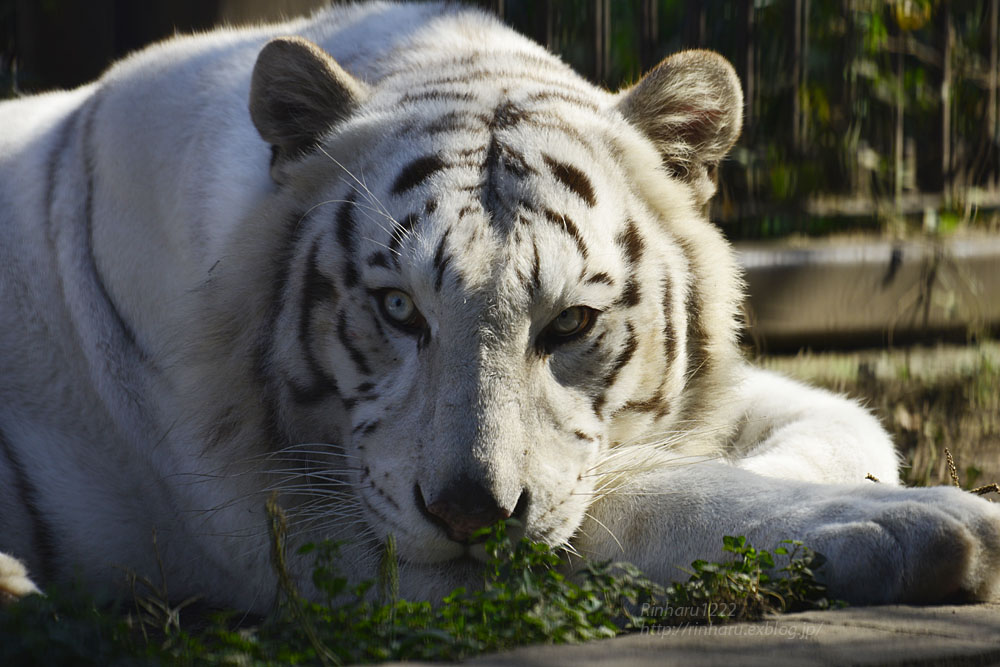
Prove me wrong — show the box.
[736,236,1000,351]
[448,603,1000,666]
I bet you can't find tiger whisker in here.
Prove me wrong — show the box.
[582,512,624,554]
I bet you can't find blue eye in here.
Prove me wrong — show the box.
[375,288,427,335]
[383,290,415,323]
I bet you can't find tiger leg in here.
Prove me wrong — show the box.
[727,365,900,485]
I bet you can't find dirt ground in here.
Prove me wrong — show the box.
[755,341,1000,489]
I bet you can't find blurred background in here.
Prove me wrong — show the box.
[1,0,997,487]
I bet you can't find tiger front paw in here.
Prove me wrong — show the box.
[803,486,1000,604]
[0,552,41,604]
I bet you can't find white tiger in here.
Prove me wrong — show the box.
[1,1,998,613]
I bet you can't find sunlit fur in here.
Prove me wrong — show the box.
[1,2,998,611]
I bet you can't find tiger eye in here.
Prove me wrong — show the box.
[383,289,415,323]
[550,306,591,337]
[537,305,598,354]
[375,289,427,335]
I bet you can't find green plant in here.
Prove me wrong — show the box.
[638,535,838,629]
[0,513,836,666]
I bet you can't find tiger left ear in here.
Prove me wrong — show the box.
[616,50,742,206]
[249,36,370,170]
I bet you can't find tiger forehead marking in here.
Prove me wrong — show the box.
[382,99,609,224]
[331,110,634,317]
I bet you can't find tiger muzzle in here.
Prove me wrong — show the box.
[416,480,526,544]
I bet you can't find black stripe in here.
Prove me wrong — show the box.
[483,138,506,217]
[399,90,478,105]
[431,229,450,270]
[344,263,360,288]
[543,155,597,207]
[256,209,310,449]
[684,285,708,382]
[614,278,641,308]
[593,322,638,415]
[488,100,530,131]
[292,239,339,404]
[367,252,391,268]
[45,107,80,250]
[492,141,534,178]
[403,68,589,93]
[342,381,380,409]
[203,405,242,449]
[366,471,402,512]
[353,420,381,436]
[392,155,447,195]
[286,378,332,405]
[671,238,709,392]
[258,380,289,456]
[337,311,372,376]
[613,391,670,419]
[335,192,358,253]
[523,90,601,112]
[585,272,615,286]
[335,193,359,288]
[615,220,645,267]
[271,210,310,310]
[607,323,638,382]
[342,393,379,409]
[517,199,538,215]
[435,254,452,293]
[661,236,715,429]
[661,275,677,369]
[582,332,606,357]
[529,241,541,296]
[82,98,148,361]
[381,52,571,84]
[542,208,589,259]
[300,240,337,330]
[482,103,534,221]
[371,309,387,341]
[432,229,452,292]
[423,111,486,135]
[0,427,57,583]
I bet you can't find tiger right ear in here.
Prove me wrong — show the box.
[249,36,370,166]
[616,50,742,207]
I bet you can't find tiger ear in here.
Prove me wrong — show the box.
[249,36,370,167]
[616,50,742,206]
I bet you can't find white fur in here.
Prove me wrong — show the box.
[0,2,997,611]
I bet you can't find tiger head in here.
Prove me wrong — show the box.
[244,30,743,575]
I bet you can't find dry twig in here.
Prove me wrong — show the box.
[945,448,961,488]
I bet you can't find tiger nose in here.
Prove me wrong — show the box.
[419,479,520,544]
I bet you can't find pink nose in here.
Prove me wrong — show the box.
[420,480,515,544]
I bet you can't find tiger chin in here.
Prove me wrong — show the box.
[1,2,998,614]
